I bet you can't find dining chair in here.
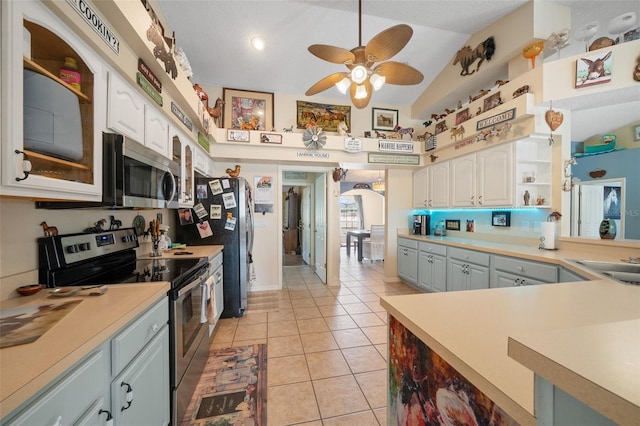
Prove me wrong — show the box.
[362,225,385,261]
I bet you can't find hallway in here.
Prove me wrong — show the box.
[209,247,419,424]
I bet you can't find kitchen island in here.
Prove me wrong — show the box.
[381,278,640,425]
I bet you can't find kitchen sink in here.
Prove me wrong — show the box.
[573,260,640,285]
[575,260,640,274]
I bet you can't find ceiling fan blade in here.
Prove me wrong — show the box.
[349,80,372,109]
[365,24,413,63]
[308,44,355,64]
[305,73,349,96]
[374,61,424,85]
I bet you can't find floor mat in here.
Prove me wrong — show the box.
[181,344,267,425]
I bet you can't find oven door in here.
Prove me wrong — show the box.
[173,270,208,384]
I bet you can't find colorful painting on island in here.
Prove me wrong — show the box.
[388,316,518,425]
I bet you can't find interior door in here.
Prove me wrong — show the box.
[576,184,603,237]
[314,174,326,283]
[301,186,312,265]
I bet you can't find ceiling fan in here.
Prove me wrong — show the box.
[305,0,424,109]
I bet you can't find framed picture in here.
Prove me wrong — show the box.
[455,108,471,125]
[260,133,282,144]
[435,121,448,135]
[483,92,502,112]
[491,211,511,227]
[296,101,351,132]
[634,125,640,141]
[603,186,621,219]
[575,51,612,88]
[227,129,250,142]
[223,88,274,130]
[372,107,398,131]
[445,220,460,231]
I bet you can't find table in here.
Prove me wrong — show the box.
[346,230,370,262]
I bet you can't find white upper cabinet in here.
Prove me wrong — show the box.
[144,104,169,158]
[1,0,105,201]
[107,71,145,142]
[170,125,194,207]
[450,143,514,208]
[413,167,429,208]
[428,162,450,208]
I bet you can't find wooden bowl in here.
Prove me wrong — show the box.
[17,284,43,296]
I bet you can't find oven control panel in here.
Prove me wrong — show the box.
[60,228,139,264]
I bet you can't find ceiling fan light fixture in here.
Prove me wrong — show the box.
[354,84,368,99]
[370,73,386,91]
[335,77,351,94]
[351,65,368,84]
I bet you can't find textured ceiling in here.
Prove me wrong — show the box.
[155,0,639,171]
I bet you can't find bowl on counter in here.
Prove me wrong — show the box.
[16,284,43,296]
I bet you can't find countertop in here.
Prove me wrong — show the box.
[0,282,170,418]
[383,235,640,425]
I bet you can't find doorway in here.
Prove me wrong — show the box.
[281,169,328,284]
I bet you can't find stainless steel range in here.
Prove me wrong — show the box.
[38,228,211,425]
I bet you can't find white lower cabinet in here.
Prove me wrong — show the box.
[417,242,447,292]
[397,238,418,286]
[447,247,490,291]
[4,298,169,426]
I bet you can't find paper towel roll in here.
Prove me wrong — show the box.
[541,222,556,249]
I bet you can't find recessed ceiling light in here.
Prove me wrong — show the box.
[251,36,265,51]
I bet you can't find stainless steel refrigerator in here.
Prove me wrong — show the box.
[174,176,253,318]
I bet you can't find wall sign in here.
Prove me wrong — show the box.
[344,137,363,153]
[136,72,162,106]
[296,151,330,159]
[171,102,193,131]
[138,59,162,93]
[197,132,210,151]
[476,108,515,131]
[368,153,420,165]
[66,0,120,54]
[378,140,414,153]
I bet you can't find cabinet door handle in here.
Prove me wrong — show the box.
[150,322,159,333]
[50,415,63,426]
[478,195,483,205]
[99,409,113,425]
[121,382,134,411]
[428,200,432,207]
[514,278,521,286]
[471,195,475,206]
[14,150,32,182]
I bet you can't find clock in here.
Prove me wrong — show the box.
[132,215,146,236]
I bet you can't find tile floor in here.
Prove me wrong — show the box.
[209,248,419,425]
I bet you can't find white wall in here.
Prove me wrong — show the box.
[341,189,385,230]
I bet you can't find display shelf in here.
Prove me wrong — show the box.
[23,57,91,103]
[24,150,90,170]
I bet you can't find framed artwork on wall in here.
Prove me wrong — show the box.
[296,101,350,132]
[223,88,274,130]
[227,129,250,142]
[372,107,398,131]
[491,211,511,227]
[260,133,282,144]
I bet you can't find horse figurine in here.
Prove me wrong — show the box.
[374,130,387,139]
[40,221,59,237]
[109,215,123,231]
[450,125,465,141]
[283,125,293,133]
[207,98,224,127]
[393,125,414,140]
[453,36,496,76]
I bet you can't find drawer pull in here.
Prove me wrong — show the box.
[517,266,524,272]
[51,415,63,426]
[121,382,134,411]
[150,322,159,333]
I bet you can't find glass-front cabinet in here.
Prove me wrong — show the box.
[170,126,194,207]
[1,1,105,201]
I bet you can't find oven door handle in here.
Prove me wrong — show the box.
[176,271,208,298]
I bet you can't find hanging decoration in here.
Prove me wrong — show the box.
[545,102,564,145]
[452,36,496,76]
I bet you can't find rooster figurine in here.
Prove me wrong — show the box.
[226,165,241,178]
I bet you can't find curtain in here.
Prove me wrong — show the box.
[354,195,364,229]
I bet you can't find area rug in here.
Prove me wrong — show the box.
[181,344,267,426]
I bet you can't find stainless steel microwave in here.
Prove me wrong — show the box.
[37,133,180,209]
[103,132,180,209]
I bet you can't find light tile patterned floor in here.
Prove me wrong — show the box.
[209,247,419,425]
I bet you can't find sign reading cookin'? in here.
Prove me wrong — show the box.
[66,0,120,54]
[378,140,414,153]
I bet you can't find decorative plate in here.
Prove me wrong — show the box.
[133,215,146,236]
